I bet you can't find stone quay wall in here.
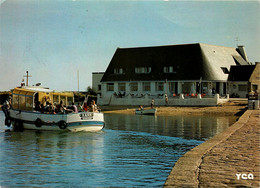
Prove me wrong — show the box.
[164,110,260,188]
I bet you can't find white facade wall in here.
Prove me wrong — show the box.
[98,81,229,106]
[92,72,104,94]
[98,93,228,106]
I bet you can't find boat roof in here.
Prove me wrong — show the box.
[13,86,74,97]
[14,86,54,93]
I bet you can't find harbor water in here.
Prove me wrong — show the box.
[0,112,237,187]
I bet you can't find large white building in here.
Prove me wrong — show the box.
[96,43,257,106]
[92,72,104,95]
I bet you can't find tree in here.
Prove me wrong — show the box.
[86,86,96,95]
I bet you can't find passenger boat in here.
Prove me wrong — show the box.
[2,86,105,132]
[135,108,157,115]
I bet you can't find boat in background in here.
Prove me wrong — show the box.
[2,85,105,132]
[135,108,157,115]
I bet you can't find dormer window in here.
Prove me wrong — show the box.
[135,67,151,74]
[114,68,125,74]
[163,66,174,73]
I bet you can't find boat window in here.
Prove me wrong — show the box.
[60,96,66,105]
[12,94,19,109]
[53,95,59,104]
[67,97,73,105]
[25,96,33,111]
[19,95,26,110]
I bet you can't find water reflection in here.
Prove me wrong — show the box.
[104,114,237,141]
[2,130,105,164]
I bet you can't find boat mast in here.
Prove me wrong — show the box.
[23,71,32,86]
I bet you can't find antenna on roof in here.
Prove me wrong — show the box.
[23,71,32,86]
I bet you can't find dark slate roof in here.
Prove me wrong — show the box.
[228,65,256,81]
[101,43,249,82]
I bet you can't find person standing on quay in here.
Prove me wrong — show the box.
[151,98,154,108]
[165,94,168,106]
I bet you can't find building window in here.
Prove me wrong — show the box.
[114,68,125,74]
[98,84,101,91]
[238,85,247,91]
[107,83,114,91]
[169,82,175,92]
[163,66,174,73]
[155,82,164,91]
[142,82,151,91]
[130,82,138,91]
[253,85,258,91]
[135,67,151,74]
[118,83,126,91]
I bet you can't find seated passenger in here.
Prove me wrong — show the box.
[138,105,144,111]
[83,102,88,111]
[57,100,66,113]
[77,102,83,112]
[44,101,52,113]
[91,100,98,112]
[71,102,78,113]
[35,101,41,112]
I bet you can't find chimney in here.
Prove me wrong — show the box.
[237,45,249,62]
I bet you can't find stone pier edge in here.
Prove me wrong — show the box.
[163,110,252,188]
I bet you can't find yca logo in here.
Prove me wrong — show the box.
[236,173,254,180]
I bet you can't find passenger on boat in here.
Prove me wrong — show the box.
[91,100,98,112]
[40,103,45,113]
[1,96,12,115]
[2,96,12,109]
[71,102,78,113]
[42,96,47,106]
[1,96,12,126]
[77,102,83,112]
[34,101,41,112]
[58,100,66,113]
[51,102,57,114]
[138,105,144,111]
[44,101,52,113]
[83,102,88,111]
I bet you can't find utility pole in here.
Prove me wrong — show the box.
[77,70,79,92]
[23,71,32,86]
[77,70,79,102]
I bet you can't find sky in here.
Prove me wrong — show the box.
[0,0,259,91]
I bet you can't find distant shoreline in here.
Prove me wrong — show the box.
[100,100,247,116]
